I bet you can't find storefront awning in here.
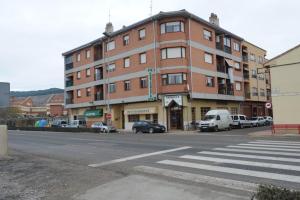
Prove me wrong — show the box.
[225,58,234,68]
[84,109,103,118]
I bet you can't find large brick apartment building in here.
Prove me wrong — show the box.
[63,10,271,130]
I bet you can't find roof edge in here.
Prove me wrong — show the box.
[265,43,300,65]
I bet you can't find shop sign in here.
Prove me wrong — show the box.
[125,107,156,115]
[164,95,182,106]
[84,109,103,118]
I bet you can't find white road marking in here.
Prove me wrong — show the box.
[157,160,300,183]
[256,140,300,144]
[249,141,300,146]
[238,143,300,149]
[181,155,300,171]
[88,146,192,167]
[227,145,300,152]
[214,148,300,157]
[134,165,257,192]
[199,151,300,163]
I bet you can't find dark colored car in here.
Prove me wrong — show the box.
[132,121,166,133]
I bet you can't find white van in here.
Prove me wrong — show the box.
[66,120,87,128]
[198,110,233,132]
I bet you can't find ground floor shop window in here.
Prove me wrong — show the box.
[201,107,211,120]
[191,107,196,122]
[145,114,151,121]
[128,114,139,122]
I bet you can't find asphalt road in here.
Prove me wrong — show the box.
[7,126,300,199]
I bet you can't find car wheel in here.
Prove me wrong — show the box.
[214,126,218,132]
[103,129,108,133]
[149,128,154,134]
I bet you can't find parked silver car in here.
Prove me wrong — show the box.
[250,117,266,127]
[91,122,116,133]
[264,116,273,125]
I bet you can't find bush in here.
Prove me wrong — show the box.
[252,185,300,200]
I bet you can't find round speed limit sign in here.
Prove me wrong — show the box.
[265,102,272,109]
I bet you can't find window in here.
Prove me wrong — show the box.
[86,68,91,77]
[162,73,186,85]
[258,56,264,64]
[204,53,213,64]
[231,107,238,115]
[260,88,265,96]
[223,37,231,47]
[123,35,129,46]
[86,87,91,96]
[77,89,81,97]
[161,47,185,59]
[107,63,116,72]
[76,53,81,62]
[86,50,90,58]
[251,69,257,78]
[201,107,211,120]
[233,42,240,51]
[128,114,139,122]
[140,52,146,64]
[252,87,258,96]
[258,73,264,80]
[206,76,214,87]
[138,29,146,40]
[124,57,130,68]
[203,29,212,41]
[160,21,184,34]
[234,62,240,70]
[106,40,115,51]
[235,82,241,91]
[250,53,256,61]
[140,77,147,88]
[152,114,158,123]
[76,71,81,79]
[108,83,116,93]
[216,35,220,43]
[124,80,131,91]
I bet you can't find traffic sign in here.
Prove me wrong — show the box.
[265,102,272,109]
[106,113,112,119]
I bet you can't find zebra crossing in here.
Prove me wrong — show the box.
[135,139,300,191]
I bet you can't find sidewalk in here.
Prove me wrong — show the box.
[249,129,300,137]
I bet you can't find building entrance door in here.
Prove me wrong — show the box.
[169,102,183,130]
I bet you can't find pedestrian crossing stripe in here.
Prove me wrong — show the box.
[198,151,300,163]
[180,155,300,171]
[157,160,300,183]
[214,147,300,157]
[249,141,300,146]
[256,140,300,145]
[238,143,300,149]
[227,145,300,152]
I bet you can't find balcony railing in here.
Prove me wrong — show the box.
[252,92,258,96]
[217,64,226,73]
[224,46,232,54]
[94,73,103,81]
[216,42,223,50]
[65,63,73,70]
[218,86,234,96]
[94,92,104,101]
[66,98,73,104]
[243,73,249,80]
[245,92,251,99]
[242,56,248,62]
[65,81,73,87]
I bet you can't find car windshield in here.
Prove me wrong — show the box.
[61,121,67,124]
[102,122,107,126]
[251,117,258,120]
[233,116,239,120]
[204,115,215,120]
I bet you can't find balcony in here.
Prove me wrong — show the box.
[242,55,248,62]
[217,64,226,73]
[224,46,232,54]
[65,81,73,87]
[245,91,251,99]
[94,44,103,61]
[94,92,104,101]
[65,62,73,70]
[218,82,234,96]
[243,72,249,80]
[94,73,103,81]
[66,98,73,104]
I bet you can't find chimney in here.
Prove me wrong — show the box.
[105,22,114,34]
[209,13,219,26]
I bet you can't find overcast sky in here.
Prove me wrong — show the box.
[1,0,299,91]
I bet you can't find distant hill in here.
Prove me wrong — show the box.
[11,88,64,97]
